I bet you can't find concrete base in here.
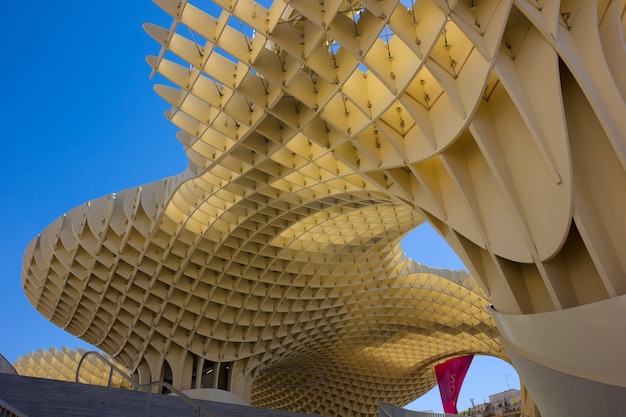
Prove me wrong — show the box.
[181,388,250,406]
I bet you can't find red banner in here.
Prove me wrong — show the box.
[435,355,474,414]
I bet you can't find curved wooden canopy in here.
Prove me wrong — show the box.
[22,0,626,416]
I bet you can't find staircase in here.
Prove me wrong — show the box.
[0,373,323,417]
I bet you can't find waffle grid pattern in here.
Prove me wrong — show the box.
[21,0,626,416]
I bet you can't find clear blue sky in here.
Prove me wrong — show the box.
[0,1,518,413]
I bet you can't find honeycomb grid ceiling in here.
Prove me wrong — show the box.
[22,0,626,416]
[13,347,132,389]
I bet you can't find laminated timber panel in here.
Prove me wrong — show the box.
[21,1,626,416]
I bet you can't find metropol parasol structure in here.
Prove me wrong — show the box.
[21,0,626,416]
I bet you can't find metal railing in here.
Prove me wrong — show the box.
[459,404,522,417]
[379,402,522,417]
[379,403,463,417]
[76,351,217,417]
[0,399,29,417]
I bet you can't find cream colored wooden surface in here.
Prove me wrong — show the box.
[14,347,132,389]
[21,1,626,416]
